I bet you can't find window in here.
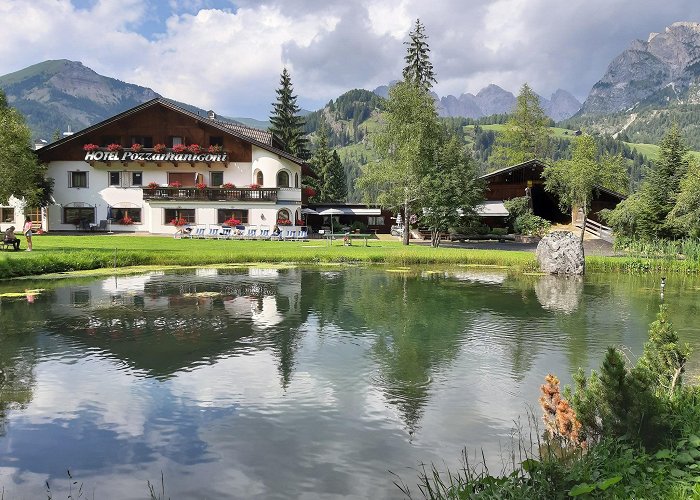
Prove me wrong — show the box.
[112,207,142,224]
[100,135,120,147]
[368,216,385,226]
[108,171,121,187]
[277,209,291,223]
[294,173,299,188]
[209,136,223,146]
[169,136,184,147]
[256,171,263,185]
[168,172,196,187]
[211,171,224,186]
[164,208,195,225]
[26,207,41,224]
[277,171,290,188]
[131,172,143,186]
[69,171,88,188]
[130,136,153,148]
[63,207,95,225]
[0,207,14,223]
[217,209,248,224]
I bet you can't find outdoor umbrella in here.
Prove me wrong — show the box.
[300,207,319,227]
[318,208,344,240]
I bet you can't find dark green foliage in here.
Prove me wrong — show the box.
[503,196,551,237]
[402,19,437,91]
[606,125,690,240]
[325,151,347,202]
[269,68,309,159]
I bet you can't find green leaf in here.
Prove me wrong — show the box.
[521,459,539,473]
[670,468,686,478]
[689,435,700,447]
[654,449,672,459]
[596,476,622,491]
[569,483,596,496]
[688,448,700,459]
[676,452,694,465]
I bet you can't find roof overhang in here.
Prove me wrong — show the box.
[476,201,509,217]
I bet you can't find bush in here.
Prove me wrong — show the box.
[514,213,550,237]
[350,221,368,233]
[491,227,508,236]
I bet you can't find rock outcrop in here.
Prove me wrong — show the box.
[536,231,585,275]
[580,22,700,115]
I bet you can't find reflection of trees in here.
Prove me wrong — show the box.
[0,297,40,436]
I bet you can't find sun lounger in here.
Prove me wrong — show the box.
[206,226,221,239]
[258,227,270,240]
[218,227,232,239]
[191,226,206,239]
[244,226,257,239]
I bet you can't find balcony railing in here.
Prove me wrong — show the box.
[143,187,278,202]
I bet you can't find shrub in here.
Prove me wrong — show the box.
[492,227,508,236]
[513,213,550,237]
[350,221,368,233]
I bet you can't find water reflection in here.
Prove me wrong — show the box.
[0,268,698,498]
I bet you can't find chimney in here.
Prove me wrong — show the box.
[207,110,216,120]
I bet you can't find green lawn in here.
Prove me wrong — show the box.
[0,234,538,280]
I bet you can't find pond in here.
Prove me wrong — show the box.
[0,267,699,499]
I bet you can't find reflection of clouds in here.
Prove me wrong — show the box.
[450,271,507,285]
[534,275,584,314]
[195,268,219,277]
[100,274,153,294]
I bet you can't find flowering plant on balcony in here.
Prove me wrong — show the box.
[172,144,187,153]
[131,143,143,152]
[195,182,207,190]
[303,186,317,198]
[188,144,202,154]
[168,181,182,188]
[221,182,235,189]
[107,143,123,152]
[249,183,261,189]
[147,181,159,189]
[154,143,167,153]
[170,217,188,227]
[277,219,292,226]
[208,144,223,153]
[120,214,134,225]
[223,218,241,227]
[295,219,304,226]
[83,143,99,152]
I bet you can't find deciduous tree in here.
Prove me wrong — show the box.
[0,89,51,208]
[492,83,551,167]
[543,134,628,241]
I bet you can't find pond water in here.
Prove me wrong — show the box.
[0,267,699,499]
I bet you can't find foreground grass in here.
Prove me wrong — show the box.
[0,235,538,279]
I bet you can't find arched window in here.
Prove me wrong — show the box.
[277,209,291,224]
[294,173,299,188]
[256,170,264,186]
[277,170,290,188]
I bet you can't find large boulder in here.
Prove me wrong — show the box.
[536,231,585,275]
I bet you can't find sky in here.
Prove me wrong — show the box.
[1,0,699,119]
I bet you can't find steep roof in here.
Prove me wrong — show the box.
[36,97,308,168]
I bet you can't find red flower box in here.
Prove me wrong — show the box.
[170,217,188,227]
[188,144,201,154]
[107,143,123,152]
[154,144,167,153]
[223,218,241,227]
[222,182,235,189]
[83,143,99,152]
[208,145,223,153]
[172,144,187,153]
[195,182,207,190]
[168,181,182,188]
[131,143,143,152]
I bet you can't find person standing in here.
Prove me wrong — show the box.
[23,216,33,252]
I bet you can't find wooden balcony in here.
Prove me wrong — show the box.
[143,187,278,202]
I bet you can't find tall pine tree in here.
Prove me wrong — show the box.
[269,68,309,159]
[402,19,437,91]
[310,119,331,199]
[325,151,347,202]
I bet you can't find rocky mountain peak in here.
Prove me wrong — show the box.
[580,22,700,115]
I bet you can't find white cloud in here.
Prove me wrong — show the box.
[3,0,700,116]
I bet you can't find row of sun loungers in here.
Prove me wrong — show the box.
[180,225,309,241]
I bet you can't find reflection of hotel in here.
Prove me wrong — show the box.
[20,99,311,234]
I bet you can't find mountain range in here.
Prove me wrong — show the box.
[3,21,700,147]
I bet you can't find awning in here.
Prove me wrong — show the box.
[476,201,509,217]
[313,207,381,216]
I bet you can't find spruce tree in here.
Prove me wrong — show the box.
[311,119,331,199]
[325,150,347,202]
[402,19,437,91]
[269,68,309,159]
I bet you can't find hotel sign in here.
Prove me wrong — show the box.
[84,151,228,162]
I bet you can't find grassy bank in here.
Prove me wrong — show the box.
[0,235,538,279]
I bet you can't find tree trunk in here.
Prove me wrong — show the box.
[579,204,587,243]
[431,229,441,248]
[403,198,410,246]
